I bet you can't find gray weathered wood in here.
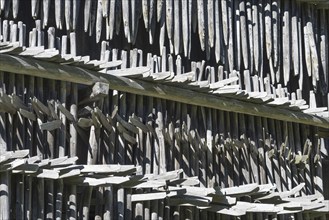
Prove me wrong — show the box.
[55,0,63,29]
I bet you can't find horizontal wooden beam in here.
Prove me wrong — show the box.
[105,76,329,129]
[1,54,329,129]
[0,54,104,85]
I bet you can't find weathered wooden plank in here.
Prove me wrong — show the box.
[303,5,312,78]
[165,0,174,53]
[231,112,240,186]
[233,0,241,70]
[245,0,253,73]
[116,91,126,219]
[55,0,63,29]
[307,5,319,88]
[34,75,45,220]
[226,0,233,71]
[291,2,299,77]
[264,0,272,63]
[205,107,214,188]
[247,114,259,184]
[293,122,306,195]
[143,95,154,220]
[114,0,122,36]
[93,186,104,219]
[158,99,167,174]
[173,0,180,55]
[80,186,92,220]
[95,0,103,43]
[12,0,19,19]
[67,83,78,219]
[102,0,109,17]
[88,0,97,36]
[10,22,17,43]
[72,0,80,30]
[272,0,279,78]
[40,120,62,131]
[221,0,228,47]
[278,120,290,192]
[181,0,188,57]
[282,0,291,86]
[224,111,235,188]
[252,0,259,73]
[31,0,40,18]
[300,125,311,194]
[132,192,167,202]
[319,9,328,94]
[157,6,166,53]
[179,103,189,178]
[206,0,214,50]
[132,0,142,45]
[239,0,248,69]
[296,3,304,91]
[0,70,9,220]
[2,19,8,43]
[106,0,115,40]
[256,117,267,185]
[13,82,25,213]
[150,194,159,220]
[109,83,118,166]
[174,101,182,182]
[121,0,131,43]
[46,27,55,50]
[65,0,72,30]
[214,0,221,63]
[258,0,264,91]
[17,21,25,47]
[217,110,226,188]
[142,0,149,29]
[54,80,66,219]
[0,54,105,85]
[84,0,91,32]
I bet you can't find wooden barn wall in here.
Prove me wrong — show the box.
[0,70,326,219]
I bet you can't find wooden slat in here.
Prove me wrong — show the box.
[55,0,62,29]
[173,0,181,55]
[106,0,115,40]
[96,0,103,43]
[166,0,174,53]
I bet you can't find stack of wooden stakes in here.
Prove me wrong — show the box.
[1,149,328,219]
[0,0,329,219]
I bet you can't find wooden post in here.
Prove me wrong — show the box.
[25,74,34,220]
[0,71,10,220]
[256,117,266,185]
[247,114,259,184]
[239,113,251,184]
[262,118,274,184]
[15,72,25,220]
[81,187,93,220]
[68,82,78,220]
[144,95,153,220]
[134,95,144,219]
[55,80,67,220]
[117,91,126,220]
[45,78,56,220]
